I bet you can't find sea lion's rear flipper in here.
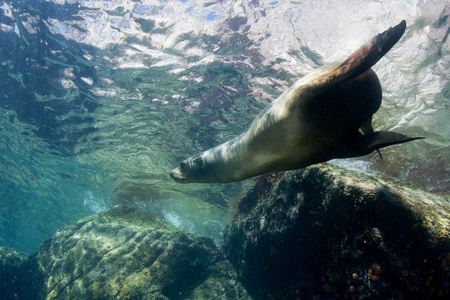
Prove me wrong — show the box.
[359,117,383,158]
[359,117,375,135]
[349,131,424,157]
[295,20,406,106]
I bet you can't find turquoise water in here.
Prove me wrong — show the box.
[0,108,113,253]
[0,0,448,255]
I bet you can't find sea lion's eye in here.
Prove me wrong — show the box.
[180,162,186,169]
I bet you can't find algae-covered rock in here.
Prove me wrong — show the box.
[28,207,250,300]
[224,164,450,299]
[0,247,28,300]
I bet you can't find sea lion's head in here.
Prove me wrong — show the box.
[170,146,237,183]
[170,155,205,183]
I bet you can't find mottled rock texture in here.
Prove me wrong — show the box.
[3,208,250,300]
[0,247,28,300]
[225,164,450,299]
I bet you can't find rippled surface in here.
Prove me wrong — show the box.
[0,0,448,254]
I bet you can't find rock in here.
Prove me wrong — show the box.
[224,164,450,299]
[0,247,28,300]
[25,207,250,299]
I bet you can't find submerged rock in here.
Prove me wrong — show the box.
[22,208,250,299]
[0,247,28,300]
[224,164,450,299]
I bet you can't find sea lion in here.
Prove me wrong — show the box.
[170,20,423,183]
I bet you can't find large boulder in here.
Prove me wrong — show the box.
[23,207,250,300]
[225,164,450,299]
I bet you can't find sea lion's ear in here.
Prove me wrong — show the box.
[193,156,203,168]
[351,131,424,157]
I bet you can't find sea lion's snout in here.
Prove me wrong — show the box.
[170,168,188,183]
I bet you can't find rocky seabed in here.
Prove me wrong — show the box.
[1,165,449,299]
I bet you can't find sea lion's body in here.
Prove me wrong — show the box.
[170,20,422,183]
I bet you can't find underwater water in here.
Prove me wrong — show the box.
[0,0,448,255]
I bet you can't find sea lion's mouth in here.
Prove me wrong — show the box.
[170,168,188,183]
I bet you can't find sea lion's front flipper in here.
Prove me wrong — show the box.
[334,20,406,81]
[294,20,406,106]
[343,131,424,158]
